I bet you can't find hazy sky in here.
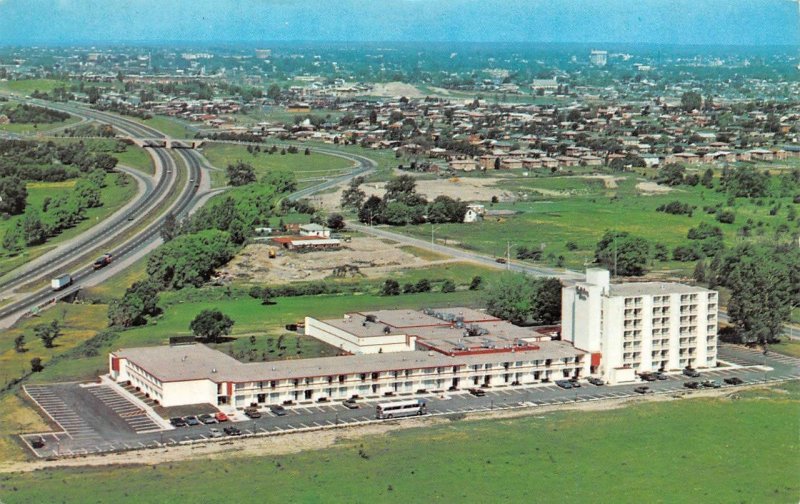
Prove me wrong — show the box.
[0,0,797,46]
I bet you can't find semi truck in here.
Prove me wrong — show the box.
[51,274,73,291]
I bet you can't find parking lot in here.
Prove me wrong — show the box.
[20,343,800,459]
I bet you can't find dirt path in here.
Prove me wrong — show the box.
[0,387,743,473]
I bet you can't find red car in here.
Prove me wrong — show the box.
[214,412,229,422]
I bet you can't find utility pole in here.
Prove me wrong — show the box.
[506,241,511,270]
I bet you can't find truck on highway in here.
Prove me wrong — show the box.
[93,253,113,270]
[51,274,73,291]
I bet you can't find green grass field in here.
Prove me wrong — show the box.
[0,79,67,96]
[394,171,799,274]
[0,173,138,278]
[120,114,195,139]
[202,143,356,187]
[0,115,81,135]
[114,145,154,175]
[1,381,797,503]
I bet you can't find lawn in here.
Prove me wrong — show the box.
[0,78,67,96]
[114,145,154,175]
[202,143,355,187]
[771,338,800,358]
[0,173,138,279]
[0,115,81,135]
[392,171,799,274]
[1,381,797,503]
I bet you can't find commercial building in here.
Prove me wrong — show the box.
[561,269,718,384]
[110,308,585,408]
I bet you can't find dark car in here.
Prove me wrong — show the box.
[30,436,45,449]
[223,426,242,436]
[684,381,700,389]
[269,404,287,416]
[569,379,582,388]
[555,380,573,389]
[702,380,721,389]
[588,377,605,386]
[198,413,217,424]
[639,373,657,382]
[468,388,486,397]
[184,416,200,426]
[93,253,113,270]
[343,399,360,409]
[244,408,262,419]
[655,372,668,381]
[633,386,652,394]
[170,417,187,427]
[682,368,701,378]
[724,377,744,385]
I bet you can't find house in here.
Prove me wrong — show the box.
[464,204,486,223]
[448,158,478,172]
[299,223,331,238]
[500,158,523,170]
[271,236,341,250]
[580,155,603,166]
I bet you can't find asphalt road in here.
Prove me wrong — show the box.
[20,344,800,459]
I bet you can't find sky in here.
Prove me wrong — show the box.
[0,0,797,46]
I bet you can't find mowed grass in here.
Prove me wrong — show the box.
[202,143,355,187]
[771,338,800,358]
[395,171,799,273]
[0,173,138,278]
[0,115,81,135]
[0,79,67,95]
[114,145,154,175]
[1,382,797,503]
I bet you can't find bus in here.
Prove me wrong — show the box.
[375,399,427,420]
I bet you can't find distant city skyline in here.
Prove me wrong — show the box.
[0,0,797,47]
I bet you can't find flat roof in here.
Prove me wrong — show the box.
[609,282,712,297]
[115,340,583,384]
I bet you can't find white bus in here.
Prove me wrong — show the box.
[376,399,427,419]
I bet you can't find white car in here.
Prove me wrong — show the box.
[209,428,223,438]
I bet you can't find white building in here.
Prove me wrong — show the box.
[110,308,585,408]
[463,204,485,223]
[590,50,608,67]
[299,223,330,238]
[561,269,718,384]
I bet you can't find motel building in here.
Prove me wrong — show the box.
[108,271,719,409]
[109,307,586,409]
[561,269,718,384]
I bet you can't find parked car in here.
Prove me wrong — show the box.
[223,426,242,436]
[655,372,668,381]
[633,386,652,394]
[468,388,486,397]
[568,378,581,388]
[587,377,605,386]
[342,399,360,409]
[555,380,573,389]
[170,417,187,427]
[495,257,507,264]
[682,368,701,378]
[269,404,287,416]
[702,380,721,389]
[244,407,262,419]
[639,373,657,382]
[30,436,45,449]
[183,416,200,426]
[684,381,700,389]
[214,412,229,422]
[724,377,744,385]
[208,428,223,438]
[198,413,217,424]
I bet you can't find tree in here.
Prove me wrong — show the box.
[483,273,537,325]
[380,279,400,296]
[35,320,61,349]
[680,91,702,112]
[266,84,282,101]
[426,195,467,224]
[701,168,714,188]
[594,231,651,276]
[14,334,26,353]
[341,183,366,210]
[160,212,180,242]
[108,280,161,327]
[226,161,257,186]
[656,163,686,186]
[30,357,44,373]
[0,176,27,215]
[326,213,345,231]
[358,195,384,224]
[441,280,456,293]
[469,276,483,290]
[716,244,792,344]
[2,226,23,255]
[693,260,707,283]
[190,309,235,343]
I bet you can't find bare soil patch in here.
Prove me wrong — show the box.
[365,82,425,98]
[636,181,674,194]
[222,236,453,284]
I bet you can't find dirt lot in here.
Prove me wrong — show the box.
[319,175,514,211]
[636,181,674,194]
[365,82,425,98]
[222,236,455,284]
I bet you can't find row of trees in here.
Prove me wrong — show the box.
[483,273,562,325]
[345,175,467,226]
[0,104,70,124]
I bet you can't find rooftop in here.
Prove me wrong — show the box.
[609,282,711,297]
[115,340,582,384]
